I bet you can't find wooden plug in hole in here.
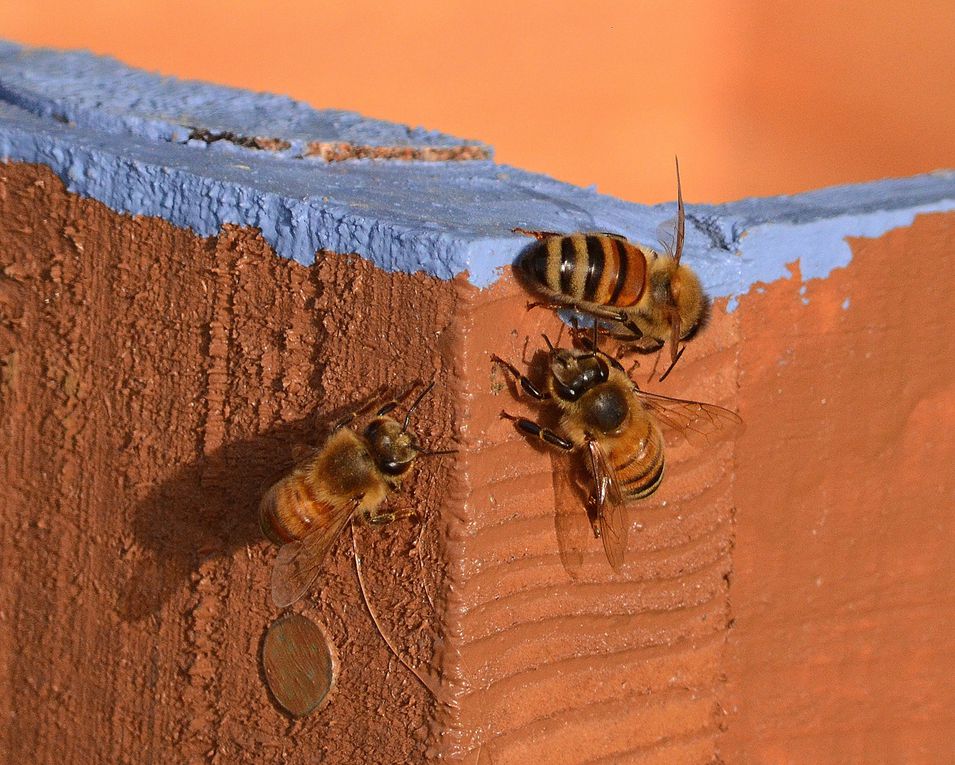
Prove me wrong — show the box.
[262,613,337,717]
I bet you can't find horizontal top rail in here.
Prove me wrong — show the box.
[0,41,489,159]
[1,41,953,298]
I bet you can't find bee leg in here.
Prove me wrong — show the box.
[570,326,629,373]
[364,507,418,526]
[526,300,568,313]
[377,379,435,419]
[644,347,664,383]
[333,412,358,431]
[374,400,400,417]
[500,411,574,451]
[613,314,647,339]
[551,303,628,332]
[491,355,550,400]
[628,336,664,355]
[333,392,387,431]
[568,316,597,350]
[512,227,565,240]
[333,382,420,430]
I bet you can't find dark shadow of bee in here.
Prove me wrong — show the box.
[117,390,393,622]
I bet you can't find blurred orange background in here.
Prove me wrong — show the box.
[1,1,953,204]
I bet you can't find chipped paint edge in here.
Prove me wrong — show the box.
[0,40,953,300]
[725,197,955,311]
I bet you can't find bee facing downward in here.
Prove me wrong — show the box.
[515,158,708,379]
[492,331,741,570]
[260,382,455,607]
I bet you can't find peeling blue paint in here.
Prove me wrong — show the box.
[1,41,954,303]
[727,197,955,310]
[0,41,488,158]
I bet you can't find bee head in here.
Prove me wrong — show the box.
[546,338,609,402]
[670,265,710,341]
[364,417,418,476]
[364,381,456,477]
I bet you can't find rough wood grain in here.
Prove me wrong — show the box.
[0,163,454,764]
[439,276,740,764]
[4,159,954,764]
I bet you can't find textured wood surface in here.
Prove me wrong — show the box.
[439,277,740,764]
[0,163,451,763]
[3,160,954,764]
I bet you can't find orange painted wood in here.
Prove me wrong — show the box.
[1,47,954,763]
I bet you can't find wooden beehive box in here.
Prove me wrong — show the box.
[1,42,953,764]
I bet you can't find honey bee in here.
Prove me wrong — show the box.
[492,331,741,570]
[514,158,708,379]
[260,382,455,607]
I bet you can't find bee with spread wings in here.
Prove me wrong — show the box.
[492,332,742,571]
[259,382,455,607]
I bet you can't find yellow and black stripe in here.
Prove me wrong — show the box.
[518,233,648,308]
[611,423,665,501]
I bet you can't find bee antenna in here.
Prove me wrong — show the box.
[417,447,458,457]
[402,381,436,432]
[673,155,685,266]
[542,334,555,351]
[658,344,686,383]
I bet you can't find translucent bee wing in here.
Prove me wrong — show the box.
[271,497,361,608]
[586,439,629,572]
[587,231,629,240]
[290,442,318,463]
[634,388,744,449]
[551,451,591,579]
[655,156,685,264]
[654,215,679,258]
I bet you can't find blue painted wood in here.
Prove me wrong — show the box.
[0,41,488,156]
[1,41,953,302]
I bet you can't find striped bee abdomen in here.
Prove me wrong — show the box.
[611,422,666,501]
[259,470,333,545]
[517,233,648,308]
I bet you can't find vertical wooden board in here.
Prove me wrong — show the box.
[0,163,459,763]
[440,271,741,764]
[724,211,955,762]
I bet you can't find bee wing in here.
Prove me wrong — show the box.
[290,443,319,463]
[655,157,685,264]
[271,497,361,608]
[587,231,629,240]
[655,216,679,258]
[634,388,744,449]
[551,451,592,579]
[586,439,629,572]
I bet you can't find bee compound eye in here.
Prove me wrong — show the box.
[380,459,407,476]
[553,378,581,401]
